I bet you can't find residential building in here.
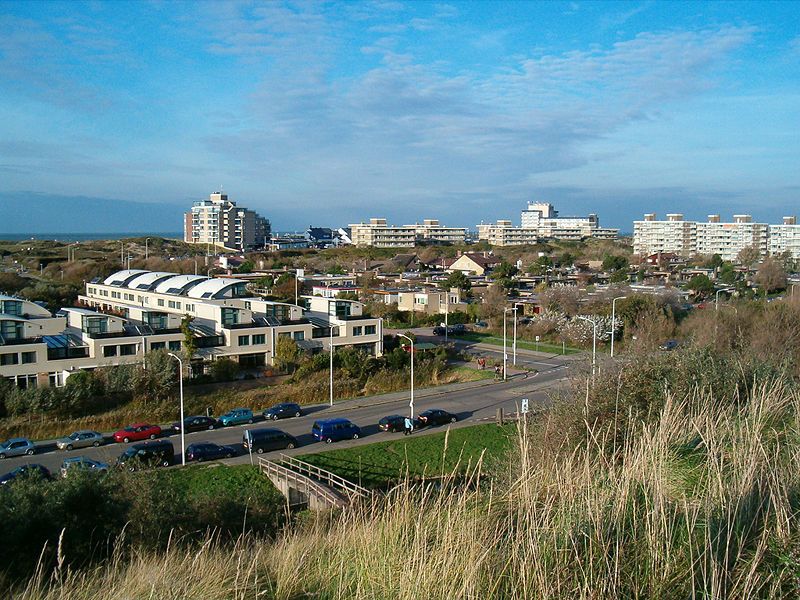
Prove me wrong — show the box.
[184,192,270,250]
[396,288,468,316]
[768,217,800,260]
[1,270,381,388]
[348,218,466,247]
[445,252,500,276]
[694,215,768,261]
[633,213,696,257]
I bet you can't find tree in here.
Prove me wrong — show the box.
[274,336,302,374]
[609,269,629,283]
[480,284,508,325]
[601,254,628,272]
[180,314,197,367]
[236,260,254,274]
[686,274,714,298]
[705,254,724,269]
[491,261,519,280]
[737,245,761,268]
[528,256,552,276]
[755,257,787,293]
[719,262,737,285]
[440,270,471,292]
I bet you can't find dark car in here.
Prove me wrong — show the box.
[659,339,679,351]
[450,324,466,334]
[378,414,421,432]
[311,418,361,444]
[171,415,218,433]
[432,326,448,336]
[185,442,237,462]
[418,409,458,427]
[0,464,51,485]
[262,402,303,421]
[243,428,297,454]
[117,440,175,470]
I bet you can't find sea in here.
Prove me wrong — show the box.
[0,232,183,242]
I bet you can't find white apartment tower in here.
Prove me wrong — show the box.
[768,216,800,259]
[348,218,466,247]
[184,192,270,250]
[632,213,695,256]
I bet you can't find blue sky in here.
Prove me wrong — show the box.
[1,0,798,232]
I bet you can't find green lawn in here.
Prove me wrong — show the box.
[453,331,581,355]
[298,423,518,488]
[152,463,283,501]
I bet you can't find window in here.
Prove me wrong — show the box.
[102,346,117,357]
[157,299,165,307]
[353,326,363,336]
[49,372,65,388]
[365,325,376,335]
[252,334,266,345]
[168,300,181,309]
[0,300,22,315]
[0,353,19,366]
[0,320,23,341]
[238,335,250,346]
[185,304,194,312]
[221,307,238,326]
[168,341,181,351]
[83,316,108,336]
[119,344,137,356]
[244,301,251,310]
[293,331,305,341]
[21,351,36,364]
[150,341,166,350]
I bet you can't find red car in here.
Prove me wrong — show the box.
[113,423,162,444]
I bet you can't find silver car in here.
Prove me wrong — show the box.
[0,438,36,459]
[56,430,105,451]
[60,457,109,478]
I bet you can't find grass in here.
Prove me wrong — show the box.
[452,331,581,354]
[298,423,516,488]
[154,463,282,500]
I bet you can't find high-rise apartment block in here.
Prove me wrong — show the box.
[477,202,618,246]
[348,218,466,247]
[184,192,270,250]
[633,213,798,262]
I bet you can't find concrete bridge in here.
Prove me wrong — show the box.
[259,454,371,510]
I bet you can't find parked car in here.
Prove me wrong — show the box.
[60,457,109,478]
[0,464,51,485]
[659,339,680,351]
[312,418,361,444]
[117,440,175,470]
[0,438,36,459]
[218,408,254,427]
[432,326,449,336]
[243,428,298,454]
[56,430,105,451]
[185,442,237,462]
[171,415,218,433]
[474,321,488,328]
[378,414,421,432]
[263,403,303,420]
[113,423,161,444]
[417,409,458,427]
[450,323,466,334]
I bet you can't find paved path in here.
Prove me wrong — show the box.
[0,353,572,475]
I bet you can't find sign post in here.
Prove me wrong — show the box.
[521,397,529,415]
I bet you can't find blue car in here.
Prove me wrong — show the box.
[218,408,255,426]
[312,418,361,444]
[0,464,51,485]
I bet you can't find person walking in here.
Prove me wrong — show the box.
[404,416,413,436]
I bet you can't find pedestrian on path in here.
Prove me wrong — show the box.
[404,416,413,436]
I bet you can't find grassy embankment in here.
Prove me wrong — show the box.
[452,330,582,354]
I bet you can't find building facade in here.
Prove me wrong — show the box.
[396,288,468,316]
[348,218,466,247]
[184,192,270,250]
[768,217,800,260]
[1,270,381,388]
[477,218,618,246]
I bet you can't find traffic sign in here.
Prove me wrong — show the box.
[521,397,529,414]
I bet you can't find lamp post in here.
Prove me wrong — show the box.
[398,333,415,418]
[512,305,517,366]
[168,353,186,466]
[329,321,335,407]
[715,288,726,311]
[503,307,517,379]
[576,316,598,377]
[145,237,150,261]
[444,289,449,344]
[610,296,627,358]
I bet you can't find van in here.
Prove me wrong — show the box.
[243,428,297,454]
[117,440,175,470]
[311,418,361,444]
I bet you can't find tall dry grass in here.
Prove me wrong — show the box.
[13,378,800,599]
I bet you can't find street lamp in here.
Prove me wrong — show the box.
[715,288,727,311]
[398,333,415,418]
[503,307,517,380]
[576,316,598,377]
[168,353,186,466]
[329,322,335,407]
[145,237,150,261]
[610,296,627,358]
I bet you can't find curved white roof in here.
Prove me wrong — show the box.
[126,271,175,290]
[154,274,209,295]
[104,269,149,286]
[185,277,246,299]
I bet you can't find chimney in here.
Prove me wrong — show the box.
[644,213,656,221]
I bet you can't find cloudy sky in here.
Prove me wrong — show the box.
[1,0,798,232]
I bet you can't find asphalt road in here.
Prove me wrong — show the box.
[0,352,572,476]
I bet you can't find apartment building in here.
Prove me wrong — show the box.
[348,218,466,247]
[477,218,618,246]
[1,270,382,388]
[184,192,270,250]
[633,213,777,262]
[517,202,619,241]
[768,217,800,259]
[632,213,696,256]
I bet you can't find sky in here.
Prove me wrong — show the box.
[1,0,798,233]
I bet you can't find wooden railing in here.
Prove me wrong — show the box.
[258,457,343,508]
[279,454,371,499]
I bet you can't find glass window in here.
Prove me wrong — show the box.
[238,335,250,346]
[293,331,305,341]
[157,299,165,307]
[150,341,166,350]
[119,344,137,356]
[21,351,36,364]
[0,353,19,366]
[365,325,376,335]
[83,317,108,335]
[353,326,363,336]
[0,320,23,341]
[252,334,266,345]
[0,300,22,315]
[168,341,181,351]
[102,346,117,357]
[221,307,238,326]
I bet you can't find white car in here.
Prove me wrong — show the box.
[56,431,105,451]
[0,438,36,459]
